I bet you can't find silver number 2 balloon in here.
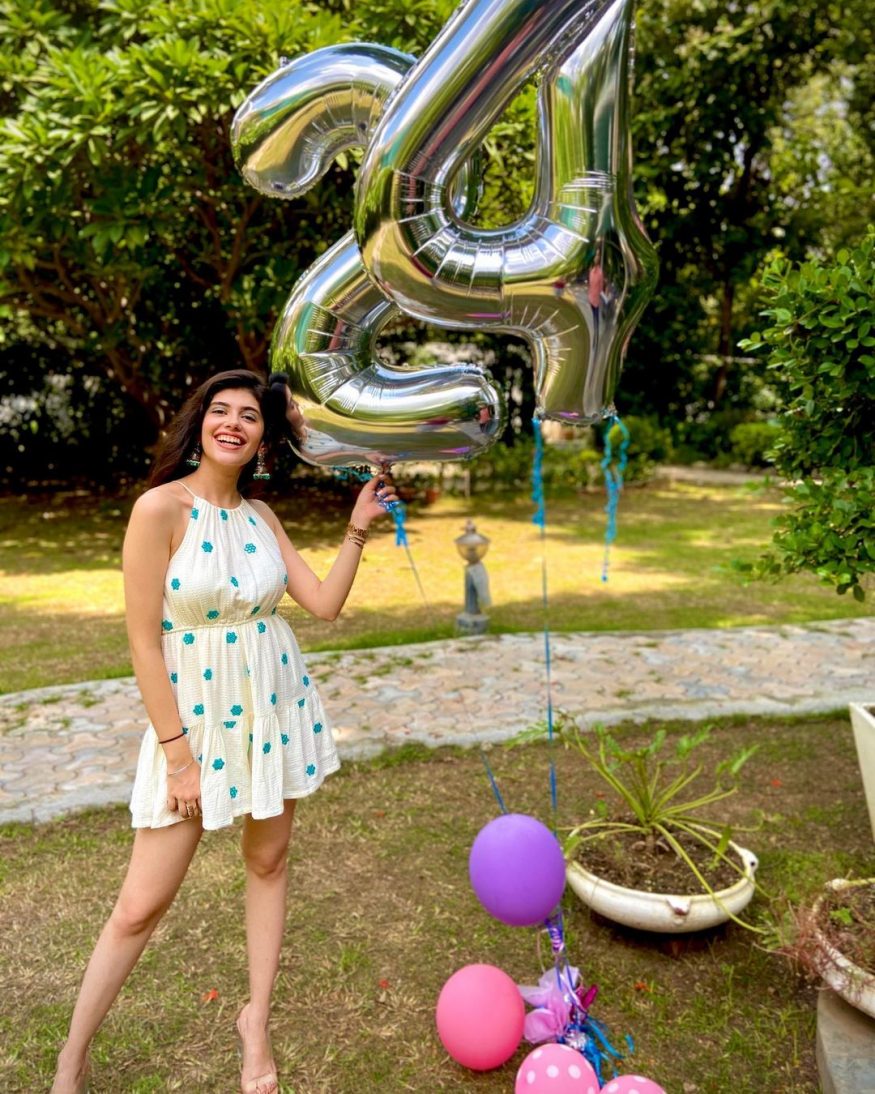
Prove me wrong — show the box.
[233,0,656,467]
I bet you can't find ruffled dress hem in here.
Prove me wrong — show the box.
[130,757,341,831]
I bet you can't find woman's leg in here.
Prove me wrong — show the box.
[237,800,296,1090]
[52,819,204,1092]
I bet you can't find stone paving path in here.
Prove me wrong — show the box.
[1,617,872,826]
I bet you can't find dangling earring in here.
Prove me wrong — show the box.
[186,444,201,468]
[253,446,270,481]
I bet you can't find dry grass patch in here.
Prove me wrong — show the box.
[1,714,872,1092]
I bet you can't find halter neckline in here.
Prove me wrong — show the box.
[179,481,244,511]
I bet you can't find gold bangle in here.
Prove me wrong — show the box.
[346,522,369,545]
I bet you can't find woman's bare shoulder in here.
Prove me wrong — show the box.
[130,482,191,523]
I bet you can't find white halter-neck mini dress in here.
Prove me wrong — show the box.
[129,490,340,830]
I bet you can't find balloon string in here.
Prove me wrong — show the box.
[532,424,629,1081]
[331,466,508,815]
[600,414,630,583]
[531,419,558,823]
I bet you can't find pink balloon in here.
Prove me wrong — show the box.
[436,963,525,1071]
[602,1075,667,1094]
[515,1043,600,1093]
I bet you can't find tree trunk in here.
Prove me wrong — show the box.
[712,281,735,405]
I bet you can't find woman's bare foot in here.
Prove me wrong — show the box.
[236,1003,278,1094]
[51,1046,90,1094]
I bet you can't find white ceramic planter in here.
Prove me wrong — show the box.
[849,703,875,845]
[566,841,758,933]
[813,879,875,1020]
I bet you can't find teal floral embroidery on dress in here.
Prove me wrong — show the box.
[297,697,306,708]
[171,578,181,590]
[224,720,237,729]
[257,621,266,634]
[313,722,322,734]
[282,573,288,584]
[248,516,257,526]
[244,542,256,553]
[220,509,228,520]
[162,619,173,631]
[193,703,204,716]
[226,632,237,644]
[212,758,225,770]
[250,605,261,615]
[271,607,277,615]
[230,785,238,798]
[230,704,243,716]
[281,733,289,746]
[170,672,178,684]
[207,609,220,620]
[203,668,213,680]
[248,732,254,742]
[202,541,213,553]
[303,675,310,686]
[263,742,271,754]
[182,726,189,735]
[191,507,199,520]
[230,576,239,588]
[306,763,316,776]
[197,753,202,763]
[183,633,195,645]
[281,653,288,666]
[270,693,277,705]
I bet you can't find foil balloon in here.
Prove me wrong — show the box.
[355,0,658,423]
[232,44,504,467]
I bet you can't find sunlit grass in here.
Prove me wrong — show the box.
[1,480,868,693]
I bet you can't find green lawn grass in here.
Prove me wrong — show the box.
[1,479,869,694]
[1,713,872,1092]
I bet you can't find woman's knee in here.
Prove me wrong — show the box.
[110,892,169,937]
[242,841,289,881]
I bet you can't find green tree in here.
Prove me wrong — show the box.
[740,228,875,598]
[0,0,454,445]
[622,0,863,423]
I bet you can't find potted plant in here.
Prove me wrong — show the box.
[560,720,761,933]
[775,877,875,1020]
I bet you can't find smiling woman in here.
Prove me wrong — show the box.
[49,368,398,1094]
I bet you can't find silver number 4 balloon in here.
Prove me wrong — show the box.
[232,0,656,468]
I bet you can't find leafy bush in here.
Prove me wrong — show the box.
[728,421,781,468]
[739,227,875,599]
[605,414,673,481]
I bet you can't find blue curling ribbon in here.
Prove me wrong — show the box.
[531,418,547,530]
[390,500,408,546]
[600,414,630,583]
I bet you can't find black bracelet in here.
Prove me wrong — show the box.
[158,731,185,745]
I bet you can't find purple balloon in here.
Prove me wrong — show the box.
[469,813,566,927]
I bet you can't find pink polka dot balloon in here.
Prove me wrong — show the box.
[602,1075,667,1094]
[514,1043,600,1093]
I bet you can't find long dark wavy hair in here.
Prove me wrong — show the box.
[147,369,284,490]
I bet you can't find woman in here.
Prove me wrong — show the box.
[52,369,396,1094]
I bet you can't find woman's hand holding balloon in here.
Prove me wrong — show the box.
[351,474,398,527]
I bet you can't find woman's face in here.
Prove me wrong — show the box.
[199,387,265,472]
